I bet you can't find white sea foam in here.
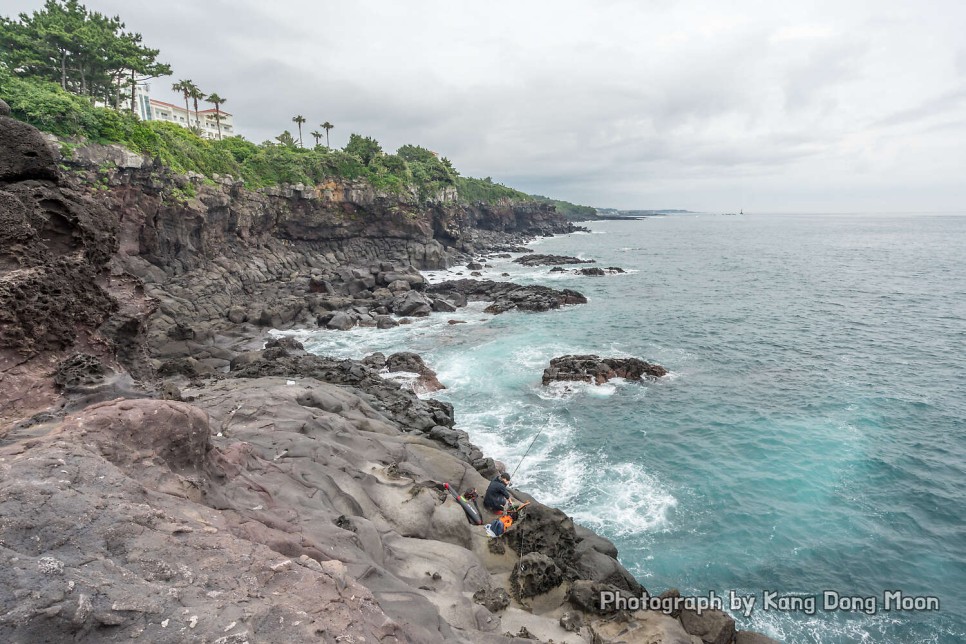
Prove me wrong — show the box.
[567,462,678,536]
[537,380,617,400]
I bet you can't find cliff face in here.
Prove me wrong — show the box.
[71,142,574,275]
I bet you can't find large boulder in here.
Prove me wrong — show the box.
[510,552,563,600]
[392,290,433,317]
[0,113,58,184]
[680,608,737,644]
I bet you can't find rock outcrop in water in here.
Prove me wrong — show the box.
[542,355,669,385]
[0,114,775,643]
[427,278,587,314]
[513,253,595,266]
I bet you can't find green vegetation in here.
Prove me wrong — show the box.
[530,194,598,220]
[456,176,533,204]
[0,0,597,214]
[0,0,170,109]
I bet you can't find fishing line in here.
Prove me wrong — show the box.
[510,424,547,479]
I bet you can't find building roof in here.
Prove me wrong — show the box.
[148,98,232,116]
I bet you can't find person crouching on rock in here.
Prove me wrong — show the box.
[483,472,513,513]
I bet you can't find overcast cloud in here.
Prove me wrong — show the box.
[7,0,965,212]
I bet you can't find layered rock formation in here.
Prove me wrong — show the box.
[0,114,775,643]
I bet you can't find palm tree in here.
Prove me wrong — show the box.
[172,79,192,124]
[206,92,226,140]
[292,115,306,147]
[310,130,322,147]
[321,121,334,148]
[189,85,206,131]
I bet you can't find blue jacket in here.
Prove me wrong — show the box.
[483,477,511,511]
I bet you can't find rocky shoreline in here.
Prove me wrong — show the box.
[0,106,776,643]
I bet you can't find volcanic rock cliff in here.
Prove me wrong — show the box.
[0,109,774,643]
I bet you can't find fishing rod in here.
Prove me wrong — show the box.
[510,424,548,479]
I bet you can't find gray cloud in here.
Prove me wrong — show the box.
[4,0,964,212]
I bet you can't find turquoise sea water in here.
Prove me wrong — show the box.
[290,213,966,643]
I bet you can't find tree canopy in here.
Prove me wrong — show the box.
[0,0,170,106]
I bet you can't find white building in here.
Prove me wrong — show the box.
[132,83,234,140]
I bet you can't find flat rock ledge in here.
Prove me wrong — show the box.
[542,355,668,385]
[513,254,595,266]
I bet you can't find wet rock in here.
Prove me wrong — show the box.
[392,290,433,317]
[542,354,668,385]
[431,298,457,313]
[426,279,586,315]
[513,254,594,266]
[376,315,399,329]
[362,352,387,369]
[326,311,355,330]
[577,267,605,276]
[466,262,483,270]
[386,352,445,392]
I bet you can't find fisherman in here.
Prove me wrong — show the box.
[483,472,513,513]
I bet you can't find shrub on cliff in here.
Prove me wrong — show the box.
[456,176,533,204]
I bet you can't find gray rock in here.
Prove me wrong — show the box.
[473,587,510,613]
[0,114,59,183]
[326,311,355,330]
[680,608,737,644]
[542,354,668,385]
[509,552,563,600]
[559,610,583,632]
[431,298,457,313]
[376,315,399,329]
[392,291,432,317]
[0,98,10,116]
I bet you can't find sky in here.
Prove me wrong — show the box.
[6,0,966,212]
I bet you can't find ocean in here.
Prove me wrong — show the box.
[283,213,966,643]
